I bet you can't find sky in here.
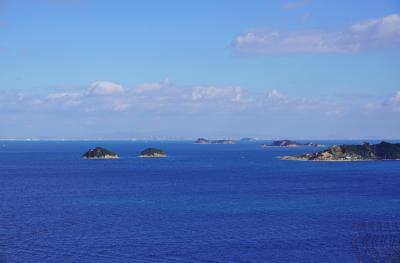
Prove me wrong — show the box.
[0,0,400,139]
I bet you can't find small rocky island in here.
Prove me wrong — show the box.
[282,141,400,161]
[139,148,167,158]
[194,138,235,144]
[267,140,324,147]
[82,147,119,159]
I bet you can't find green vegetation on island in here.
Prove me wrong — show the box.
[282,141,400,161]
[139,148,167,158]
[82,147,119,159]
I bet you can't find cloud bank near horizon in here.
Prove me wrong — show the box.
[0,80,399,139]
[0,80,351,115]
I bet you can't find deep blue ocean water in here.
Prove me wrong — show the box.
[1,140,400,263]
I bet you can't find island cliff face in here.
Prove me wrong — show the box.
[139,148,167,158]
[282,141,400,161]
[82,147,119,159]
[194,138,235,144]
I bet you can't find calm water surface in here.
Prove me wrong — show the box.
[0,141,400,262]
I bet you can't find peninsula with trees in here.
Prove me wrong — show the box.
[282,141,400,161]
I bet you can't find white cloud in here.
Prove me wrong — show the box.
[191,86,243,102]
[232,13,400,55]
[87,81,124,95]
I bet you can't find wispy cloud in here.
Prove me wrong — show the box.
[46,0,81,4]
[0,7,8,53]
[325,109,344,118]
[0,0,5,11]
[46,92,81,100]
[298,12,310,23]
[358,90,400,113]
[388,90,400,111]
[232,13,400,55]
[265,89,289,104]
[135,81,163,93]
[0,21,8,27]
[281,0,310,10]
[390,91,400,103]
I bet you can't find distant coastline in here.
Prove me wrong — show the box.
[194,138,235,144]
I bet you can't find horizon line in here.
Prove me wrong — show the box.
[0,138,399,142]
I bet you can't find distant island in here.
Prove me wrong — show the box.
[240,137,257,142]
[282,141,400,161]
[194,138,235,144]
[264,140,324,147]
[82,147,119,159]
[139,148,167,158]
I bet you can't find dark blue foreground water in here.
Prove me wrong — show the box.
[1,141,400,262]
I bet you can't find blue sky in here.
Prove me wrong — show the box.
[0,0,400,139]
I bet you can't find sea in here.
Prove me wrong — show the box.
[0,140,400,263]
